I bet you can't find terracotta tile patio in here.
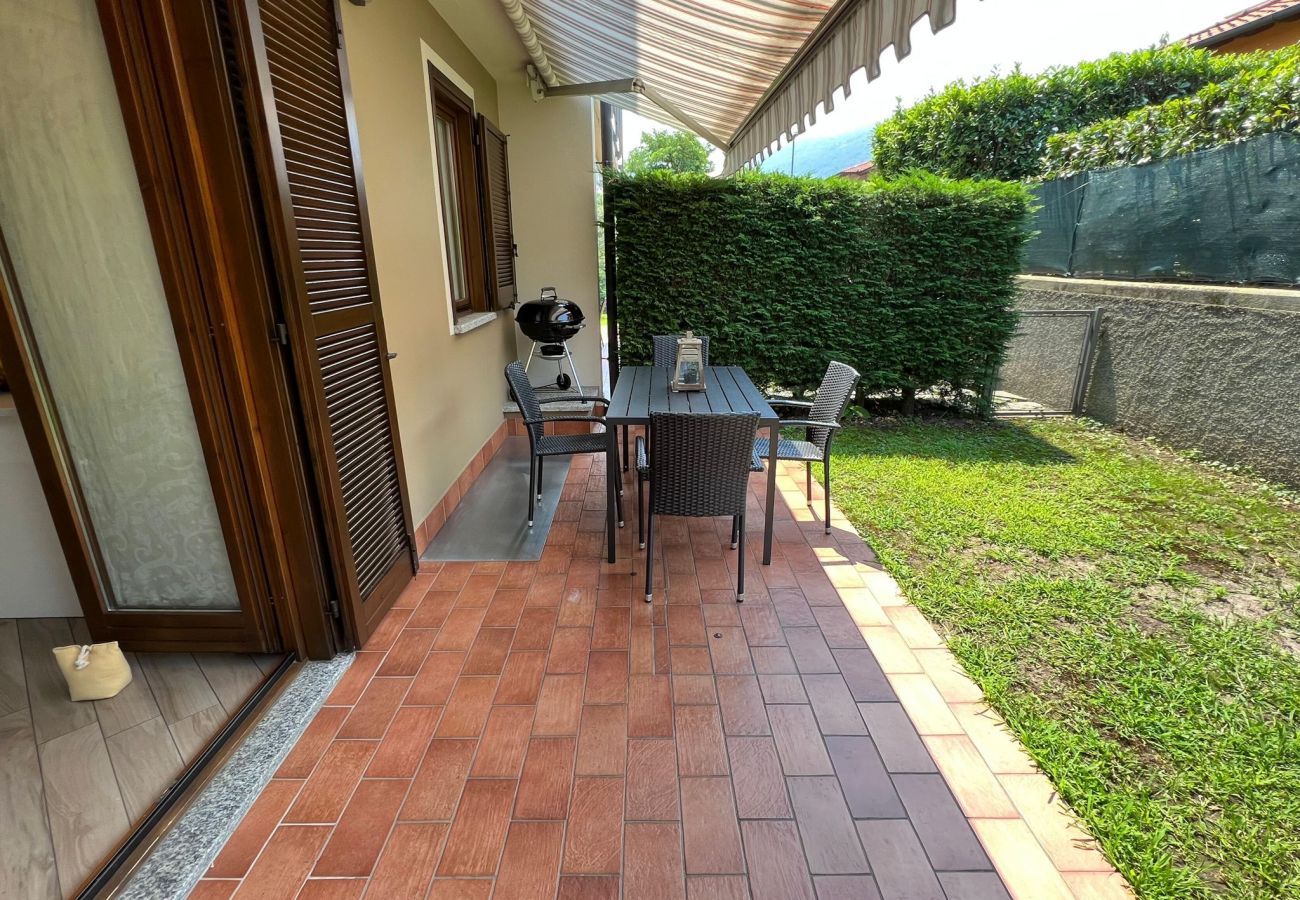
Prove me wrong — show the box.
[193,439,1133,899]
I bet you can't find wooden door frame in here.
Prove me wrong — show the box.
[218,0,417,649]
[137,0,345,658]
[0,0,342,657]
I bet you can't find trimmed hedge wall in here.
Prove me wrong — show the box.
[1041,47,1300,178]
[873,45,1276,182]
[607,170,1032,413]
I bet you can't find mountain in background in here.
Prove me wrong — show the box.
[758,124,875,177]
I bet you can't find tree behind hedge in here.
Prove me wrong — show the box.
[625,129,712,175]
[873,45,1277,182]
[607,170,1032,414]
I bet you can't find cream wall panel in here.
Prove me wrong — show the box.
[499,87,604,390]
[0,415,78,617]
[340,0,517,523]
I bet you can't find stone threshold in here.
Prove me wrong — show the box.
[118,655,353,899]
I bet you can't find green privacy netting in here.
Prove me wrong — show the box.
[1023,133,1300,285]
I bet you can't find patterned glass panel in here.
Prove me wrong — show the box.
[0,0,238,610]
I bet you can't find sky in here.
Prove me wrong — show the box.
[620,0,1255,170]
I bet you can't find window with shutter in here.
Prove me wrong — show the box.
[427,65,516,318]
[428,65,486,316]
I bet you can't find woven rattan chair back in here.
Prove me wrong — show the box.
[505,361,544,443]
[808,361,861,451]
[648,412,757,518]
[652,334,711,369]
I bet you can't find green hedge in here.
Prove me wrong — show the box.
[873,45,1277,181]
[607,170,1032,413]
[1041,47,1300,178]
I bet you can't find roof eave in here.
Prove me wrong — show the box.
[1186,2,1300,48]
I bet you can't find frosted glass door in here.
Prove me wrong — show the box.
[0,0,238,610]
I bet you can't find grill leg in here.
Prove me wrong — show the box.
[536,456,544,500]
[736,513,746,602]
[563,342,584,396]
[527,454,537,527]
[524,341,537,373]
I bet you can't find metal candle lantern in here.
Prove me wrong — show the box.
[671,331,706,392]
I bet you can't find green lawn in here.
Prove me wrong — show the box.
[826,418,1300,900]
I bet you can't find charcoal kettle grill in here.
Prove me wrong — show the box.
[515,287,586,392]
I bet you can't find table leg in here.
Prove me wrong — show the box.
[763,422,778,565]
[607,425,619,564]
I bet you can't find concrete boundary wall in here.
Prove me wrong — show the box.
[1000,276,1300,487]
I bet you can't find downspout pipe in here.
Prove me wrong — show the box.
[600,101,619,390]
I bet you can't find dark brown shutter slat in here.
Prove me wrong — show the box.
[246,0,413,621]
[282,151,357,184]
[278,119,353,157]
[285,182,359,212]
[301,270,369,284]
[282,137,354,171]
[477,114,516,309]
[314,324,407,597]
[296,211,362,229]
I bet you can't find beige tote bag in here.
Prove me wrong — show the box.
[51,642,133,701]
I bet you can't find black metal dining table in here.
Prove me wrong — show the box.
[603,366,780,565]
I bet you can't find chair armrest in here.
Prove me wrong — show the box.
[766,397,813,410]
[522,415,609,427]
[537,394,612,406]
[780,419,842,431]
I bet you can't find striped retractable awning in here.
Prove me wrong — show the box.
[498,0,966,173]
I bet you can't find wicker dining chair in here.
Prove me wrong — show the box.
[651,333,711,368]
[642,411,758,604]
[635,435,767,551]
[622,334,712,472]
[757,360,861,534]
[505,361,622,528]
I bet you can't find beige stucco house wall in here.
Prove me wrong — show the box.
[499,89,604,392]
[339,0,604,532]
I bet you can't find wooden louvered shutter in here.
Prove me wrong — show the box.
[230,0,415,645]
[477,115,516,309]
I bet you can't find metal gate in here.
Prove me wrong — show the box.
[993,309,1102,417]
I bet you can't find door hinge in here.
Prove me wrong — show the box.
[327,598,342,620]
[273,323,289,346]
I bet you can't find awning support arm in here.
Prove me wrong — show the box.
[535,71,731,150]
